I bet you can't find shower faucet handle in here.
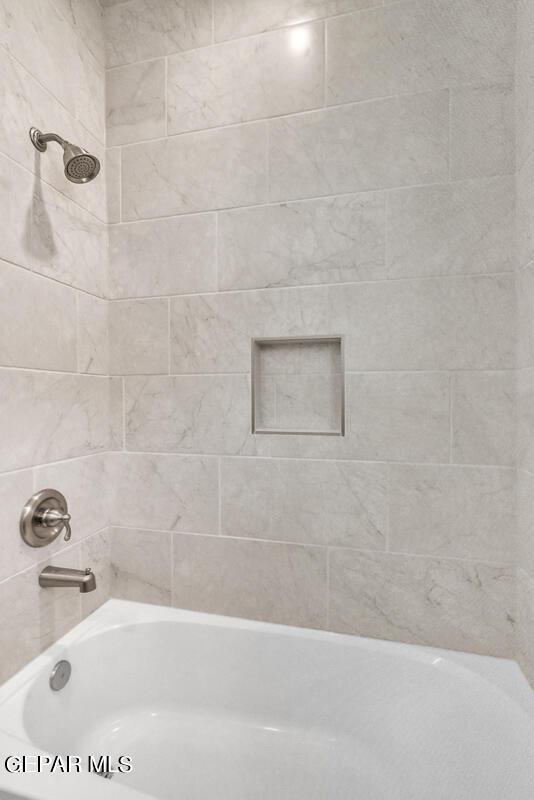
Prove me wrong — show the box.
[20,489,73,548]
[41,509,72,541]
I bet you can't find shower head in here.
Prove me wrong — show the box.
[29,127,100,184]
[62,142,100,184]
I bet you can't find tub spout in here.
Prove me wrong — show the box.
[39,566,97,593]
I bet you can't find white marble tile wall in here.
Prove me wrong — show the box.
[104,0,518,658]
[0,0,112,685]
[516,0,534,688]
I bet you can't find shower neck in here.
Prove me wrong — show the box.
[29,128,66,153]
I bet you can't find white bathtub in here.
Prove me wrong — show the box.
[0,599,534,800]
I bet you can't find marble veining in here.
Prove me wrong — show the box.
[121,122,268,219]
[106,58,166,146]
[269,91,449,201]
[329,550,515,656]
[105,0,212,67]
[109,213,216,298]
[107,453,219,533]
[326,0,516,105]
[221,457,387,548]
[167,22,324,134]
[218,193,386,290]
[214,0,382,42]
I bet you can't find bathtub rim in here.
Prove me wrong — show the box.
[0,598,533,715]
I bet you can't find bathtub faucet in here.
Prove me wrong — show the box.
[39,566,97,593]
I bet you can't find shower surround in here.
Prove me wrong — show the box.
[1,0,532,687]
[0,0,112,684]
[105,0,517,654]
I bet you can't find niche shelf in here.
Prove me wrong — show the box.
[251,336,345,436]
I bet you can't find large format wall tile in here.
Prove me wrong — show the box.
[77,293,109,375]
[125,375,267,455]
[380,275,514,372]
[167,23,324,134]
[221,457,387,548]
[106,148,121,224]
[0,0,78,116]
[109,298,169,374]
[389,464,515,563]
[53,0,105,67]
[122,122,268,219]
[451,371,515,466]
[109,377,125,451]
[517,368,534,474]
[269,372,450,463]
[1,0,105,146]
[107,453,219,533]
[0,154,35,272]
[75,39,106,145]
[170,276,514,374]
[0,548,83,685]
[111,528,172,605]
[516,0,534,170]
[214,0,382,42]
[31,183,108,297]
[0,261,77,371]
[0,470,35,583]
[107,58,165,146]
[0,371,109,472]
[329,549,515,656]
[269,91,449,201]
[327,0,515,104]
[343,372,450,463]
[109,213,216,298]
[387,177,515,278]
[105,0,212,67]
[450,83,515,180]
[172,533,327,628]
[518,470,534,581]
[518,263,534,368]
[218,193,386,290]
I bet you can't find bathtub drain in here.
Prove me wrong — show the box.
[95,765,114,780]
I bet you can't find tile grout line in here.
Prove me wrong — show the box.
[449,372,454,464]
[325,547,330,629]
[105,269,515,302]
[0,451,516,480]
[215,211,219,291]
[75,292,81,374]
[121,377,126,451]
[105,0,435,71]
[167,297,172,375]
[323,19,328,109]
[113,173,516,226]
[114,75,515,151]
[103,526,515,570]
[170,529,175,606]
[218,457,222,535]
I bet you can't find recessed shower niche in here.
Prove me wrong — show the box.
[251,336,345,436]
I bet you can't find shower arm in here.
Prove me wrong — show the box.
[29,128,67,153]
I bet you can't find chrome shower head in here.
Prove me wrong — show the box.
[29,127,100,185]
